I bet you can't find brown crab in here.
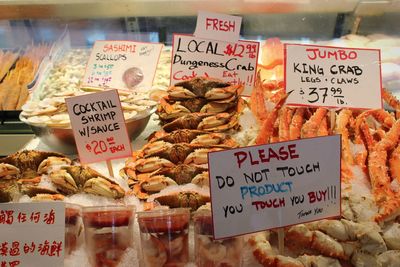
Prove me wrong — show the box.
[168,77,243,100]
[162,112,240,133]
[152,191,211,211]
[49,166,125,198]
[148,129,238,147]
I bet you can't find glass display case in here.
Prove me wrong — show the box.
[0,1,400,266]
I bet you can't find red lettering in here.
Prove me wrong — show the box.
[173,70,197,81]
[9,242,20,256]
[30,212,40,223]
[234,151,247,168]
[259,149,267,163]
[308,192,316,203]
[49,241,63,257]
[249,151,260,166]
[288,144,299,159]
[17,212,26,223]
[38,240,50,256]
[278,146,289,160]
[43,209,55,225]
[0,242,8,256]
[306,48,318,60]
[0,210,14,225]
[9,261,20,267]
[268,148,279,161]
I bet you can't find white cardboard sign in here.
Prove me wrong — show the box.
[208,135,341,239]
[171,34,259,95]
[66,90,132,164]
[82,40,163,90]
[194,11,242,42]
[285,44,382,109]
[0,202,65,267]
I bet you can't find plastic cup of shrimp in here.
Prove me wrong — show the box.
[137,208,191,267]
[82,205,136,267]
[65,203,82,256]
[193,209,243,267]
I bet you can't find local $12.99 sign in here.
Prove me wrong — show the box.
[171,34,259,96]
[66,90,132,164]
[285,44,382,109]
[208,135,341,239]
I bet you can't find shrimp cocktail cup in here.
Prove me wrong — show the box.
[65,203,82,256]
[82,205,136,267]
[193,209,243,267]
[137,208,190,267]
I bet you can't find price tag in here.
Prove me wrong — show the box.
[171,34,259,95]
[194,11,242,42]
[285,44,382,109]
[0,202,65,267]
[208,135,341,239]
[82,40,163,90]
[66,90,132,164]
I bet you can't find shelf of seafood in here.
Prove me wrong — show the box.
[1,33,400,267]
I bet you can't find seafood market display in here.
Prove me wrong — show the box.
[244,72,400,266]
[0,150,125,202]
[20,89,157,128]
[34,49,90,100]
[0,44,51,110]
[119,129,236,208]
[137,208,190,267]
[156,77,244,132]
[82,205,136,267]
[194,208,243,267]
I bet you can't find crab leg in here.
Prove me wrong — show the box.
[301,108,328,138]
[289,108,305,140]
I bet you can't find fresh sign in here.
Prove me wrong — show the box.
[171,34,259,95]
[0,202,65,267]
[66,90,132,164]
[285,44,382,109]
[208,135,341,239]
[194,11,242,42]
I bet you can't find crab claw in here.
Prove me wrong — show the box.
[31,193,65,202]
[154,191,210,211]
[0,163,20,179]
[37,156,72,174]
[49,169,79,195]
[141,176,178,192]
[83,177,125,199]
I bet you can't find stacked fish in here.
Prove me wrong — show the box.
[156,77,245,132]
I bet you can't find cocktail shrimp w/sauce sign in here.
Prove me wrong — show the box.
[285,44,382,109]
[208,135,341,239]
[66,90,132,164]
[82,40,163,90]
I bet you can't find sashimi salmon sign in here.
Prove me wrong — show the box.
[208,135,341,239]
[82,40,163,90]
[285,44,382,109]
[66,90,132,164]
[171,34,259,95]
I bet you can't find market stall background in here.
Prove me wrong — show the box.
[1,1,400,267]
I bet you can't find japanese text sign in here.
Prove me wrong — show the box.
[208,135,341,239]
[171,34,259,95]
[0,202,65,267]
[194,11,242,42]
[66,90,132,164]
[285,44,382,109]
[82,40,163,90]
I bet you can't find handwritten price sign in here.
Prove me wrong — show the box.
[66,90,132,164]
[82,40,163,90]
[0,202,65,267]
[194,11,242,42]
[171,34,259,95]
[208,135,341,239]
[285,44,382,109]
